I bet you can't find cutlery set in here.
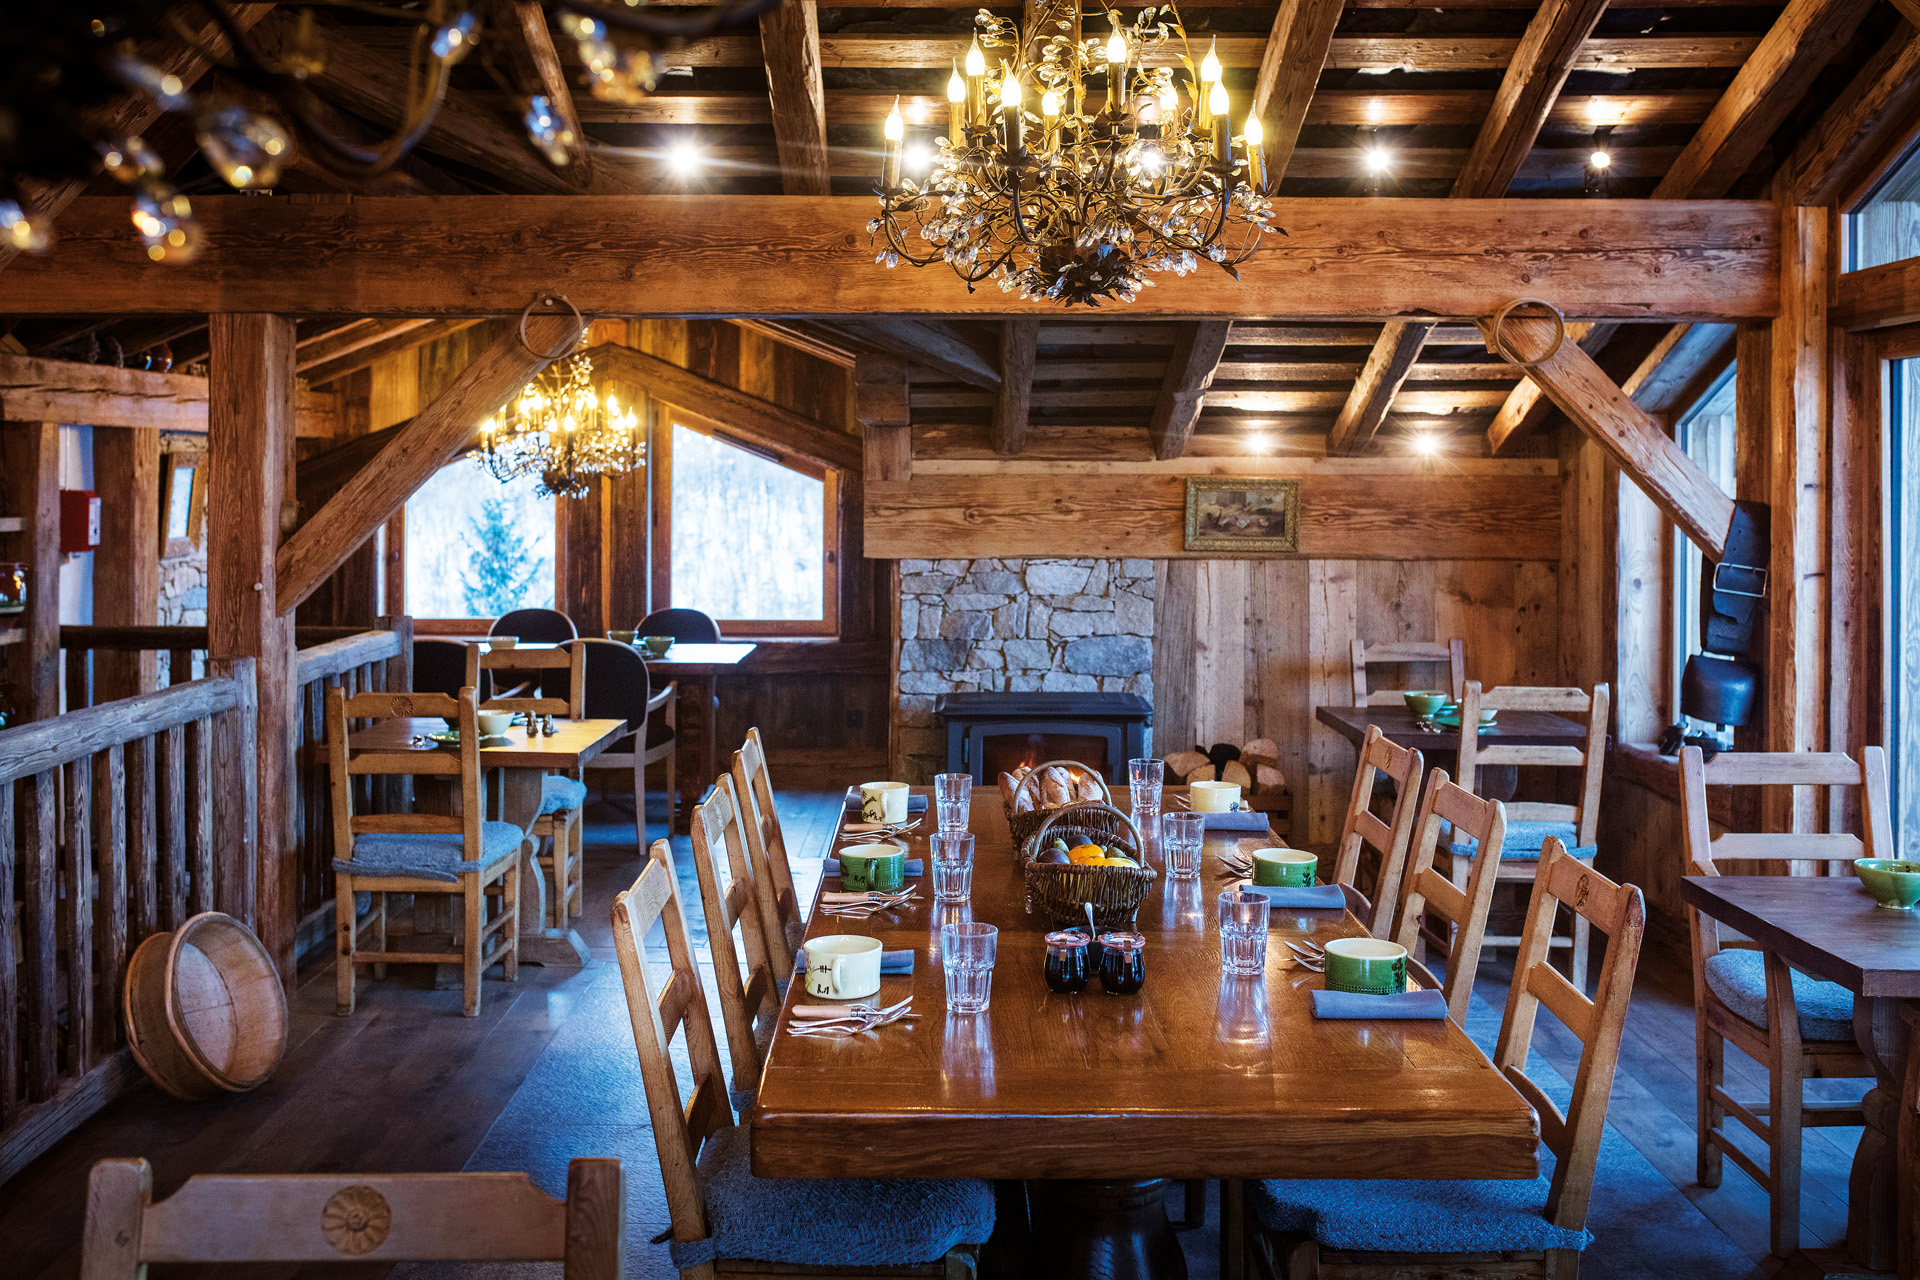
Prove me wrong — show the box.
[818,888,921,919]
[1284,939,1327,972]
[787,997,918,1037]
[840,817,921,843]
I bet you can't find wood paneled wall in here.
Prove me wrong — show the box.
[1153,557,1561,849]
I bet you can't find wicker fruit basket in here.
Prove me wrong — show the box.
[1020,802,1157,929]
[1002,759,1113,848]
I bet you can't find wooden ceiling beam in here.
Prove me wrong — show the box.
[1251,0,1346,179]
[0,353,335,437]
[1451,0,1611,198]
[1146,322,1233,461]
[1326,321,1436,456]
[842,319,1001,389]
[731,319,857,366]
[300,319,486,386]
[209,74,474,197]
[493,0,593,181]
[1653,0,1879,198]
[1630,323,1736,421]
[760,0,832,195]
[992,319,1041,456]
[296,319,434,373]
[1775,24,1920,207]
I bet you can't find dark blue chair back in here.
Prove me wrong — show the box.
[635,608,720,644]
[492,608,576,643]
[557,639,653,745]
[412,639,469,699]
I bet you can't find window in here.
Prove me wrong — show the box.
[1671,365,1738,743]
[660,421,837,635]
[1848,142,1920,271]
[1887,356,1920,849]
[403,459,557,626]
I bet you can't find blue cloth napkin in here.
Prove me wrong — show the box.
[842,787,928,815]
[1201,810,1271,832]
[1236,882,1347,908]
[795,947,916,974]
[823,857,924,876]
[1310,988,1449,1020]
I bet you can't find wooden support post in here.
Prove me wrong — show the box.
[992,319,1039,457]
[855,353,912,483]
[206,315,297,983]
[760,0,831,196]
[0,420,60,722]
[208,657,259,927]
[92,426,161,704]
[1148,322,1233,461]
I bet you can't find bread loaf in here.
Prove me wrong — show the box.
[1075,773,1103,802]
[1041,767,1072,809]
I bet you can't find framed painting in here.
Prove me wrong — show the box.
[1183,477,1302,553]
[161,452,206,559]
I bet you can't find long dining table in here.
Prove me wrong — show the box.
[751,785,1541,1280]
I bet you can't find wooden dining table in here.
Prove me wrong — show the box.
[752,786,1541,1280]
[1681,875,1920,1280]
[1315,703,1589,800]
[641,641,756,826]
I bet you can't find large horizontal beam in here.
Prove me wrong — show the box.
[0,197,1780,320]
[1835,258,1920,331]
[0,354,336,436]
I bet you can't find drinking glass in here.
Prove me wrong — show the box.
[1162,811,1205,881]
[934,772,973,833]
[942,921,998,1014]
[1218,889,1272,977]
[1129,757,1164,831]
[931,830,976,904]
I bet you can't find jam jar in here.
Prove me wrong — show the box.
[1097,931,1147,995]
[1044,929,1092,993]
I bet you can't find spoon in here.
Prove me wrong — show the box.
[1084,901,1098,948]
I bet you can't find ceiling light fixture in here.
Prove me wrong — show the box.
[667,140,705,177]
[1411,431,1441,458]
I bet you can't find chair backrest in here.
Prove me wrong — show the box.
[637,608,721,644]
[732,726,801,982]
[81,1156,622,1279]
[1351,638,1466,706]
[688,774,782,1097]
[1329,725,1425,937]
[556,638,653,737]
[326,686,484,861]
[1494,839,1645,1235]
[492,608,577,643]
[468,643,586,718]
[411,638,469,699]
[1389,769,1506,1023]
[1456,681,1610,848]
[1678,746,1891,963]
[611,839,732,1254]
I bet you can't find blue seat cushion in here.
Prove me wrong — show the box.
[1703,949,1855,1042]
[670,1125,994,1269]
[1251,1175,1590,1254]
[1445,820,1595,862]
[335,821,527,883]
[539,775,588,815]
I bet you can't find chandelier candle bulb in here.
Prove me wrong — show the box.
[884,98,904,188]
[1000,71,1024,159]
[1106,27,1129,112]
[1243,114,1265,190]
[1041,90,1062,152]
[1209,81,1231,166]
[948,62,967,146]
[966,38,988,128]
[1197,38,1221,128]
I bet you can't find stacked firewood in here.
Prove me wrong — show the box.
[1163,740,1288,811]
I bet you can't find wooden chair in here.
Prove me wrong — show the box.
[639,606,723,643]
[733,726,805,980]
[1680,746,1887,1259]
[469,641,589,929]
[1328,725,1425,938]
[492,606,577,643]
[1387,768,1507,1023]
[327,685,524,1018]
[80,1155,621,1278]
[611,840,994,1280]
[562,637,677,847]
[1444,680,1609,990]
[689,777,782,1103]
[1350,638,1466,706]
[1247,838,1646,1280]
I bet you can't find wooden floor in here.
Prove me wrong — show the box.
[0,789,1863,1280]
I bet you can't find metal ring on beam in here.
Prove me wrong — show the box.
[518,293,590,361]
[1488,298,1568,370]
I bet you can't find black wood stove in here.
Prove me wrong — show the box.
[935,691,1151,785]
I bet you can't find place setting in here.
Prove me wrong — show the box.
[789,936,918,1037]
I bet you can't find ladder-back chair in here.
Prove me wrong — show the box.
[470,642,588,929]
[1445,681,1610,990]
[689,776,782,1104]
[327,686,525,1017]
[81,1156,621,1279]
[1680,746,1886,1259]
[1389,769,1507,1024]
[1350,638,1466,706]
[612,841,994,1279]
[1248,839,1645,1280]
[733,726,805,978]
[561,638,677,846]
[1328,725,1425,937]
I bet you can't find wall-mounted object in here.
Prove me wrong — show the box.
[0,562,25,614]
[61,489,101,554]
[161,453,207,559]
[1182,478,1302,553]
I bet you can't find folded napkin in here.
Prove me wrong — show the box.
[1311,988,1449,1020]
[824,856,924,876]
[1237,882,1347,909]
[1201,810,1272,832]
[842,788,929,814]
[795,947,916,974]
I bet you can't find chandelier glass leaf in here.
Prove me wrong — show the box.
[478,353,644,500]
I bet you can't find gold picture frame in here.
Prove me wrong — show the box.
[1183,477,1302,553]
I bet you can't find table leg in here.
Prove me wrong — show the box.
[500,767,589,970]
[1021,1179,1188,1280]
[1846,995,1916,1276]
[1901,1008,1919,1280]
[699,673,719,814]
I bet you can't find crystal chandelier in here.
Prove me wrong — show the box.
[477,352,643,500]
[869,4,1282,307]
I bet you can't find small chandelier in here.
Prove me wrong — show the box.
[869,4,1282,307]
[477,352,643,499]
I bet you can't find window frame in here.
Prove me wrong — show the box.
[1876,325,1920,845]
[1668,364,1739,744]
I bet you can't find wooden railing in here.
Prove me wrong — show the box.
[60,625,389,712]
[0,659,258,1185]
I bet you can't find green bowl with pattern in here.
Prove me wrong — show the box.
[1853,859,1920,909]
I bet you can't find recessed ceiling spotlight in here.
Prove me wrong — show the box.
[1246,431,1271,455]
[1363,146,1392,175]
[1588,149,1611,170]
[1412,431,1441,457]
[667,140,705,177]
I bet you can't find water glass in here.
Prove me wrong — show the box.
[942,921,998,1014]
[1162,811,1205,880]
[931,830,976,904]
[1129,757,1164,828]
[934,772,973,833]
[1218,889,1272,977]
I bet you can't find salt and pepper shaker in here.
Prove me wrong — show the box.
[541,714,556,736]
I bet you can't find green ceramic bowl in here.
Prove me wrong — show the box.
[1853,859,1920,909]
[607,629,638,645]
[1404,691,1448,717]
[640,635,674,659]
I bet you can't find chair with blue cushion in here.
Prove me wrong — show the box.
[490,607,577,644]
[611,840,994,1280]
[327,685,526,1018]
[1328,725,1425,938]
[1680,746,1887,1260]
[469,642,588,929]
[687,785,782,1105]
[1246,839,1646,1280]
[1387,768,1507,1024]
[1441,681,1610,992]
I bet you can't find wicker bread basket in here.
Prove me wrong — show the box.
[1020,802,1157,928]
[1004,759,1113,848]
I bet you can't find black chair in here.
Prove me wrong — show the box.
[635,608,720,644]
[492,608,577,644]
[557,639,677,849]
[412,639,470,698]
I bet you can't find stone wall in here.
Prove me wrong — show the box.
[894,557,1154,782]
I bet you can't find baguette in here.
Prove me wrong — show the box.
[1041,767,1072,809]
[1074,773,1103,802]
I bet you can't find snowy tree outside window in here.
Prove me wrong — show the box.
[669,423,824,622]
[405,460,555,619]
